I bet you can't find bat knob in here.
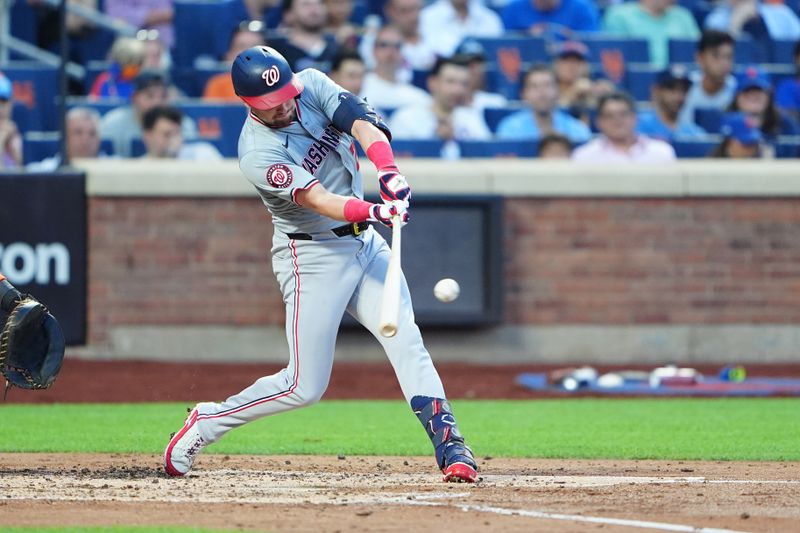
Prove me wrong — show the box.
[380,324,397,338]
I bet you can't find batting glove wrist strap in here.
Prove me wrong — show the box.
[368,201,409,228]
[411,395,477,472]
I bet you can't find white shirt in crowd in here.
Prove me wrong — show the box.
[388,104,492,140]
[358,33,438,81]
[571,135,677,163]
[419,0,504,57]
[177,142,223,161]
[360,72,432,111]
[469,90,508,112]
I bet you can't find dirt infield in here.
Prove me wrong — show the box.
[6,360,800,403]
[1,453,798,532]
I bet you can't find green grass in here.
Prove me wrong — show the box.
[0,399,798,461]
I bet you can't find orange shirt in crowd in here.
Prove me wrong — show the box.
[203,73,238,101]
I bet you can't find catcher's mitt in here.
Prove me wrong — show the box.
[0,297,65,393]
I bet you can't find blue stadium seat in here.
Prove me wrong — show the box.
[484,106,525,133]
[172,67,230,98]
[72,28,117,65]
[577,35,650,65]
[625,68,658,102]
[672,138,718,158]
[69,99,126,118]
[459,140,536,158]
[734,37,769,65]
[776,137,800,158]
[131,139,147,158]
[475,37,548,64]
[8,0,38,51]
[390,140,445,157]
[3,64,60,131]
[22,133,60,165]
[694,108,724,134]
[771,40,798,65]
[174,0,242,67]
[668,39,696,64]
[177,102,249,157]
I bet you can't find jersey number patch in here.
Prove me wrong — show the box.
[266,164,293,188]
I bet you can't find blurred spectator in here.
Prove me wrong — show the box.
[501,0,600,35]
[270,0,339,72]
[141,106,223,161]
[360,0,437,77]
[775,40,800,121]
[140,31,170,70]
[27,108,103,171]
[602,0,700,68]
[388,57,491,140]
[538,133,573,158]
[454,40,508,111]
[551,41,614,123]
[100,70,198,157]
[704,0,800,41]
[204,23,267,101]
[0,73,22,170]
[330,50,366,95]
[360,26,431,110]
[26,0,97,48]
[241,0,282,20]
[728,66,800,139]
[89,37,146,100]
[709,112,771,158]
[637,66,706,140]
[678,30,736,126]
[105,0,175,49]
[496,65,592,142]
[325,0,359,47]
[419,0,504,58]
[572,92,677,162]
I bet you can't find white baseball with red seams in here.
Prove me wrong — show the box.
[170,69,447,449]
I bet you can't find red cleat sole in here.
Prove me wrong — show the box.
[443,462,477,483]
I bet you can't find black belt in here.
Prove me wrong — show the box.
[287,222,369,241]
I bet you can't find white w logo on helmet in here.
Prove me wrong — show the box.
[262,65,281,86]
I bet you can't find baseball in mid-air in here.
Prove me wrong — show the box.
[434,278,460,303]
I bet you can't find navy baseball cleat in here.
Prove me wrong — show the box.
[164,405,207,477]
[411,396,478,483]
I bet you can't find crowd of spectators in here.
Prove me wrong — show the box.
[2,0,800,169]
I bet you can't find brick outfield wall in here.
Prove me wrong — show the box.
[87,197,800,345]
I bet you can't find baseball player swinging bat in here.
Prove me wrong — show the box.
[163,46,478,484]
[379,214,402,337]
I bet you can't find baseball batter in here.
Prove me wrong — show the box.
[164,46,478,483]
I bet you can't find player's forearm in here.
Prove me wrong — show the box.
[351,121,398,173]
[296,185,360,222]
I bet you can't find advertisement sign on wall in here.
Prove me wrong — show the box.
[0,173,86,344]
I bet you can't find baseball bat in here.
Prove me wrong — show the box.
[379,215,402,338]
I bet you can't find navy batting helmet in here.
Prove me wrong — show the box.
[231,46,304,110]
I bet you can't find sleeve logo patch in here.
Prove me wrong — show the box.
[266,164,293,188]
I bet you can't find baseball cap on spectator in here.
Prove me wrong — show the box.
[0,72,12,100]
[133,70,168,92]
[735,66,771,93]
[655,65,691,90]
[720,113,763,145]
[454,39,487,63]
[552,41,590,61]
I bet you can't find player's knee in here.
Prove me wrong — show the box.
[291,382,326,406]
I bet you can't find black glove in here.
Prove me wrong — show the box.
[0,297,65,392]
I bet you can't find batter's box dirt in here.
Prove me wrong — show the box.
[0,454,797,533]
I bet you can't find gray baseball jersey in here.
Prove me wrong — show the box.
[194,69,447,443]
[238,69,363,235]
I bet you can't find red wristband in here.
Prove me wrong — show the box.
[344,199,374,223]
[366,141,397,171]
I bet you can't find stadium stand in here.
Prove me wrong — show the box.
[3,0,799,161]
